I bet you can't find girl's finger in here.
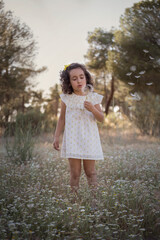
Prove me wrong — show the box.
[54,142,59,150]
[55,143,60,150]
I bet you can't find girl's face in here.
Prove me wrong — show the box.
[69,68,86,95]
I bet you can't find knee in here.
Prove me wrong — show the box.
[70,170,81,180]
[85,170,96,179]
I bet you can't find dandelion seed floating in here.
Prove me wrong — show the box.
[130,92,141,101]
[149,56,154,60]
[126,72,132,76]
[146,82,153,85]
[128,82,135,85]
[130,66,136,72]
[139,71,146,75]
[143,49,149,53]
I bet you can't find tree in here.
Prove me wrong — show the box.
[106,0,160,136]
[84,28,115,114]
[107,0,160,95]
[131,92,160,136]
[85,28,113,71]
[42,84,60,132]
[0,0,46,127]
[44,84,60,118]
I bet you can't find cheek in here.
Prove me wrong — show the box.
[70,81,76,88]
[83,78,87,84]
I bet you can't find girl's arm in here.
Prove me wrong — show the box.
[53,101,66,150]
[84,101,104,122]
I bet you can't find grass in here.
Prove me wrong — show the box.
[0,125,160,240]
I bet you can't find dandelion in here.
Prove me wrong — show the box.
[82,84,94,100]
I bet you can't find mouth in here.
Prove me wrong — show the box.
[78,85,82,88]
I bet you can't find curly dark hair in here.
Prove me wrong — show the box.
[60,63,93,94]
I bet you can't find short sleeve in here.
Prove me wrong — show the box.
[60,93,68,105]
[92,93,103,105]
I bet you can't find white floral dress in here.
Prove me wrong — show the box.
[60,92,104,160]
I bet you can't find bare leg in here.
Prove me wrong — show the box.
[83,160,97,189]
[83,160,98,207]
[68,158,81,195]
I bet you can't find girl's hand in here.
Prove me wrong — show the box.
[84,101,95,112]
[53,136,60,151]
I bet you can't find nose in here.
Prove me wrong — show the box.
[77,78,81,83]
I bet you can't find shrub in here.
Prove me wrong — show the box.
[4,109,44,136]
[42,117,57,133]
[131,92,160,137]
[5,121,35,164]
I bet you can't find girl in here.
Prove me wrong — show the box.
[53,63,104,195]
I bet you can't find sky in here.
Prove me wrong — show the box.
[4,0,140,96]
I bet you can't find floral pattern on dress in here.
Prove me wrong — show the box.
[60,92,104,160]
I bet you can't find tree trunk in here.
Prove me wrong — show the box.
[22,95,25,113]
[105,75,115,115]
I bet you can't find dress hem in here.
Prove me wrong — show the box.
[60,155,104,161]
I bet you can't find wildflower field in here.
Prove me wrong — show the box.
[0,128,160,240]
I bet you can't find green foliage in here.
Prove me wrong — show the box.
[44,84,60,118]
[85,27,113,71]
[42,84,60,132]
[85,28,113,89]
[4,109,44,136]
[107,0,160,95]
[17,110,44,134]
[5,121,35,164]
[84,1,160,136]
[131,92,160,136]
[4,109,43,164]
[0,0,46,126]
[43,117,57,133]
[85,28,114,111]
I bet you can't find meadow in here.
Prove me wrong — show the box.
[0,122,160,240]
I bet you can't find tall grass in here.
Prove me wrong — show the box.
[4,122,36,164]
